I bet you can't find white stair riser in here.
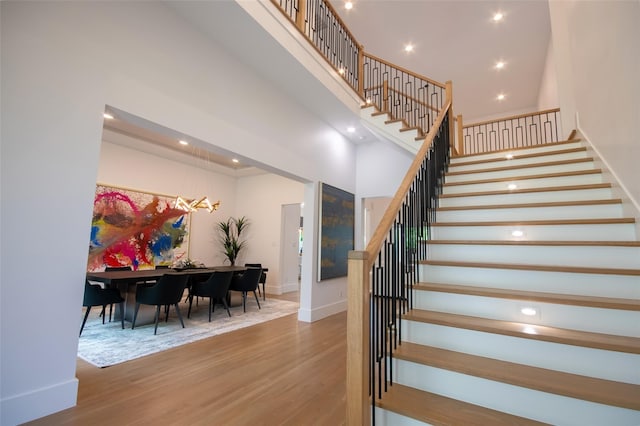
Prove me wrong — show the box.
[442,173,603,194]
[402,320,640,384]
[392,359,640,426]
[375,408,428,426]
[420,264,640,299]
[449,151,590,172]
[413,290,640,337]
[449,142,585,164]
[439,187,613,207]
[446,161,596,182]
[431,223,637,241]
[436,203,624,222]
[426,243,640,269]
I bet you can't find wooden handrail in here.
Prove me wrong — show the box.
[363,51,447,89]
[365,99,451,260]
[464,107,561,128]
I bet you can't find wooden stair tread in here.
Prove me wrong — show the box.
[444,169,603,187]
[370,111,388,117]
[451,147,587,167]
[377,383,548,425]
[424,239,640,247]
[446,157,594,176]
[400,126,421,133]
[453,139,582,160]
[384,119,403,125]
[432,218,636,226]
[415,282,640,311]
[440,183,611,199]
[403,309,640,354]
[421,259,640,276]
[394,342,640,410]
[437,198,622,211]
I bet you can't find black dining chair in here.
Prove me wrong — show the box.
[188,270,234,321]
[245,263,267,301]
[80,280,125,336]
[132,273,189,335]
[229,267,262,312]
[103,266,131,321]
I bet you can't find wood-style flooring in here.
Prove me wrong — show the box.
[25,293,347,426]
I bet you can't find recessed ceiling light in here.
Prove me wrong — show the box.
[495,61,505,70]
[344,1,353,10]
[404,43,414,53]
[347,126,356,133]
[232,158,239,163]
[103,113,114,120]
[493,12,504,22]
[179,140,189,146]
[496,93,506,101]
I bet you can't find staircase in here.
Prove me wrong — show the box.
[375,139,640,425]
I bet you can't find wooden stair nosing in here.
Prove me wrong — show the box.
[453,139,582,160]
[446,157,594,176]
[451,147,588,168]
[424,239,640,247]
[376,383,549,426]
[431,218,636,227]
[415,282,640,311]
[420,259,640,276]
[384,119,404,125]
[399,126,421,134]
[403,309,640,354]
[436,198,623,212]
[439,183,611,199]
[443,169,603,187]
[394,342,640,410]
[370,111,388,117]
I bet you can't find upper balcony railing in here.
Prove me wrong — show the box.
[271,0,448,139]
[457,108,562,155]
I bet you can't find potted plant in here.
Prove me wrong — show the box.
[217,216,249,266]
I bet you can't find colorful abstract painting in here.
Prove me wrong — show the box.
[318,183,354,281]
[87,185,190,271]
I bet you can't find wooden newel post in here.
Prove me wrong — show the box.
[296,0,307,32]
[456,114,464,156]
[445,80,455,155]
[346,250,371,426]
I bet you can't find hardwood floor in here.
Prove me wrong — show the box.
[26,293,347,426]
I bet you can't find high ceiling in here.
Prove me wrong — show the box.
[107,0,552,171]
[335,0,552,122]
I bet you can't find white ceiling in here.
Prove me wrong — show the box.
[108,0,552,169]
[335,0,552,122]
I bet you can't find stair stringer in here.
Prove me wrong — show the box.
[360,105,422,154]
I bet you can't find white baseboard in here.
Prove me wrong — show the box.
[267,281,299,295]
[1,378,78,426]
[298,299,347,323]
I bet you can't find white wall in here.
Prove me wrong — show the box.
[549,0,640,212]
[235,173,305,291]
[0,2,359,424]
[537,39,560,112]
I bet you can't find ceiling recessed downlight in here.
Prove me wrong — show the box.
[495,61,505,70]
[496,93,506,101]
[493,12,504,22]
[404,43,414,53]
[344,1,353,10]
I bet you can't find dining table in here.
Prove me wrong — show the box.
[86,266,246,325]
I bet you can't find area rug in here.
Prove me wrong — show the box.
[78,298,299,368]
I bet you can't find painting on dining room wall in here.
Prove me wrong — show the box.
[86,184,190,272]
[318,182,354,281]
